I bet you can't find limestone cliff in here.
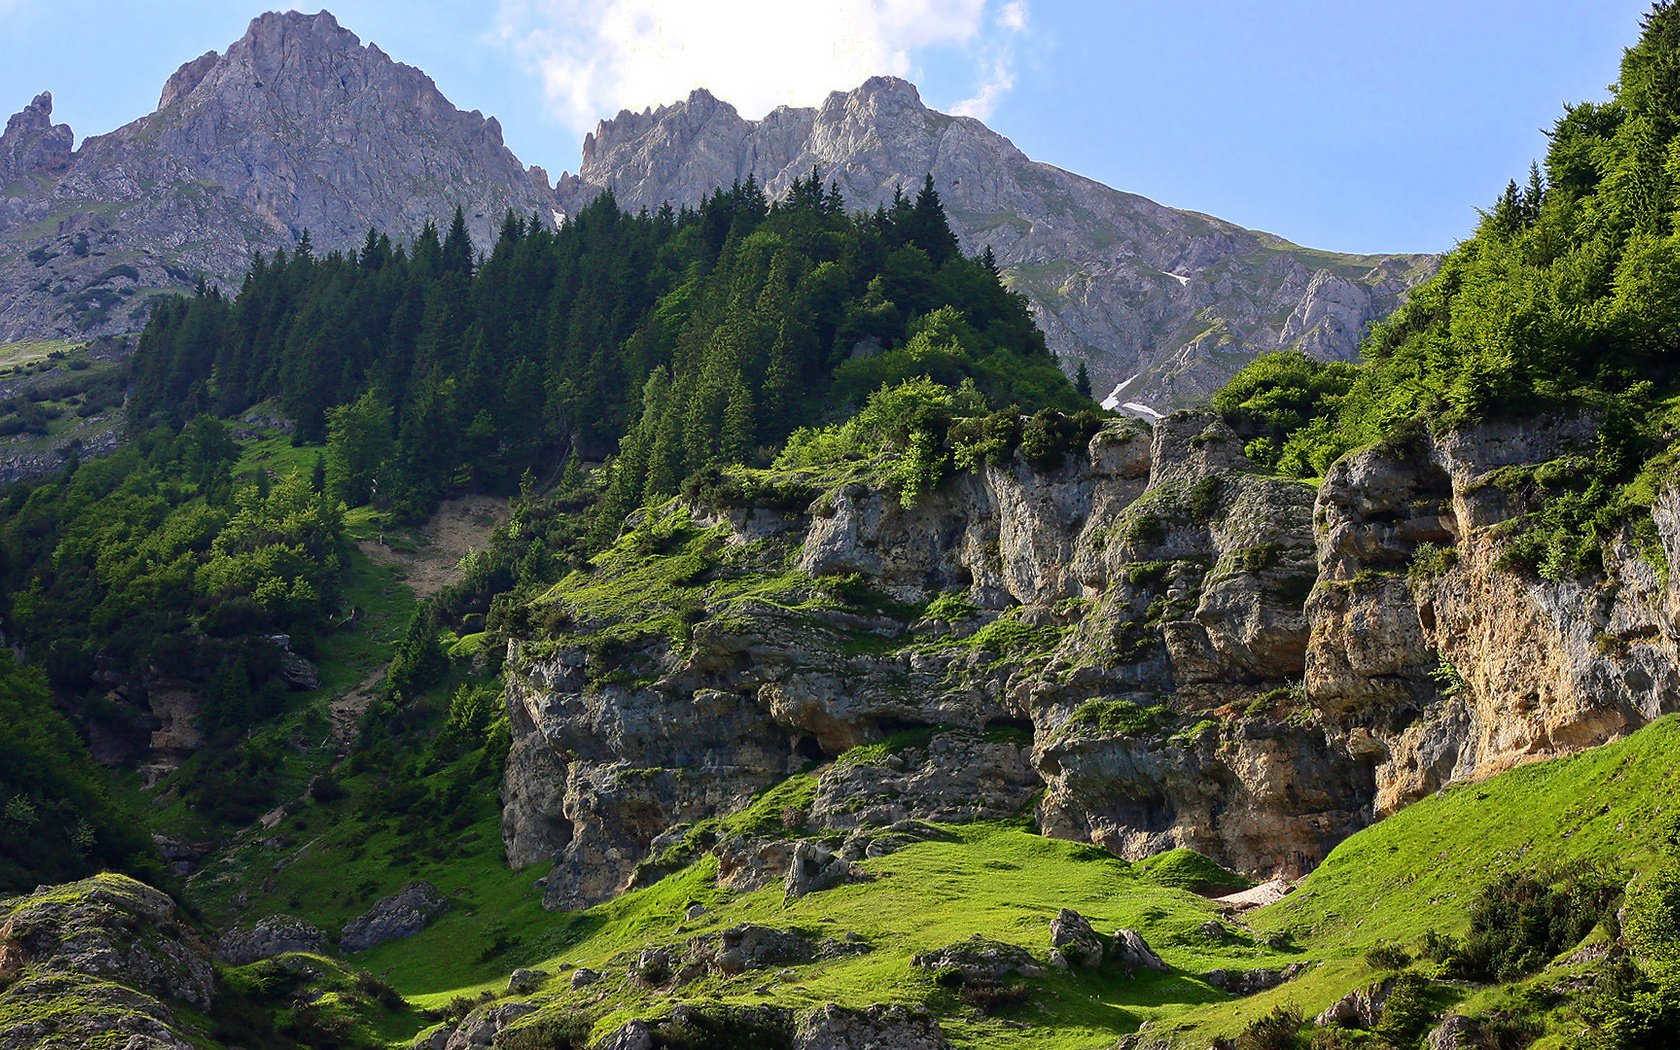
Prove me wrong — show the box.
[501,413,1680,910]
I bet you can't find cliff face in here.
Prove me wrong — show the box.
[502,415,1680,910]
[559,77,1436,410]
[0,11,553,341]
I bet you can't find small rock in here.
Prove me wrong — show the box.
[570,967,601,989]
[685,904,707,920]
[1427,1014,1483,1049]
[1316,977,1394,1029]
[506,967,547,994]
[1048,909,1104,969]
[785,840,852,900]
[215,914,328,965]
[1109,929,1168,973]
[1204,963,1306,995]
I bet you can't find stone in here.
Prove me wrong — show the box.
[1426,1014,1484,1049]
[1316,978,1395,1029]
[792,1003,951,1049]
[506,967,547,994]
[214,913,327,965]
[337,881,449,952]
[785,840,852,900]
[1048,909,1104,969]
[911,938,1044,982]
[570,967,601,989]
[0,875,213,1050]
[442,1001,535,1050]
[1204,963,1306,995]
[684,903,707,920]
[1109,929,1168,973]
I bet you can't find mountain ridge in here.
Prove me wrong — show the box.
[556,74,1437,410]
[0,12,1431,413]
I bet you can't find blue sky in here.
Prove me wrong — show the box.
[0,1,1655,255]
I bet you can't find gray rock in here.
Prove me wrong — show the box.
[685,924,816,977]
[1316,977,1394,1029]
[338,881,449,952]
[785,840,852,900]
[1427,1014,1484,1049]
[214,914,328,965]
[506,967,547,994]
[590,1020,657,1050]
[570,967,601,989]
[1204,963,1306,995]
[911,937,1044,982]
[1110,929,1168,973]
[443,1001,535,1050]
[0,875,212,1050]
[793,1003,951,1049]
[1048,909,1104,969]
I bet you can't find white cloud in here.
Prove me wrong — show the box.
[497,0,1029,132]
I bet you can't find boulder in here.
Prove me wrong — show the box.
[1110,929,1168,973]
[1048,909,1104,969]
[793,1003,951,1049]
[1316,977,1394,1029]
[338,881,450,952]
[1204,963,1306,995]
[785,840,852,900]
[1426,1014,1484,1049]
[911,936,1044,982]
[214,914,328,965]
[507,967,548,994]
[571,967,602,989]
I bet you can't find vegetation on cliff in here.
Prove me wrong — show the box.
[1219,3,1680,577]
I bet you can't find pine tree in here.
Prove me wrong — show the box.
[1075,361,1093,399]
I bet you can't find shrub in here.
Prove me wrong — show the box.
[1232,1005,1303,1050]
[1456,869,1617,982]
[1364,941,1414,972]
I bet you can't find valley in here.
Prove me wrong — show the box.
[3,5,1680,1050]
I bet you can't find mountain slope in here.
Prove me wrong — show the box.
[0,10,552,341]
[557,78,1437,409]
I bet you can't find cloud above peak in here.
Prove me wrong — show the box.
[497,0,1028,134]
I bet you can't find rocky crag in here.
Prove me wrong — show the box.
[503,411,1680,910]
[557,78,1437,409]
[0,10,552,342]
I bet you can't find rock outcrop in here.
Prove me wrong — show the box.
[501,403,1680,910]
[557,77,1436,408]
[0,875,213,1050]
[337,881,449,952]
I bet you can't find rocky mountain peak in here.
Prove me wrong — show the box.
[159,52,219,109]
[0,90,73,184]
[562,78,1437,408]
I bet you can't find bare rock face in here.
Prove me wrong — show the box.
[1305,418,1680,815]
[0,91,72,185]
[0,10,554,341]
[0,875,212,1050]
[561,76,1436,409]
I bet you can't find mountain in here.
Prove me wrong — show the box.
[556,78,1438,410]
[0,15,1430,412]
[0,10,552,342]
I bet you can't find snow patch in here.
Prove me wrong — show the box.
[1121,401,1163,420]
[1100,373,1139,411]
[1164,271,1191,286]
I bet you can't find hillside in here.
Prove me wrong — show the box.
[4,5,1680,1050]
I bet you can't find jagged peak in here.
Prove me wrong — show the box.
[852,75,924,107]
